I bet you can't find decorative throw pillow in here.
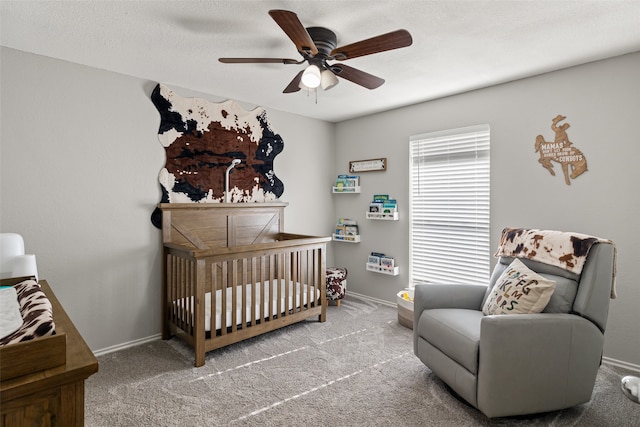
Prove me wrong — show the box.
[483,259,556,315]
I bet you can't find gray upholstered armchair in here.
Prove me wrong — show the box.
[413,228,616,418]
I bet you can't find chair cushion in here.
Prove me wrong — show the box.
[483,259,556,315]
[417,308,484,374]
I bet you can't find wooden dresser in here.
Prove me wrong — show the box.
[0,280,98,427]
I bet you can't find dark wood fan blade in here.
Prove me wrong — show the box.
[330,64,385,89]
[219,58,301,64]
[269,10,318,55]
[330,29,412,60]
[283,70,304,93]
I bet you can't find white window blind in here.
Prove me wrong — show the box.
[409,124,490,285]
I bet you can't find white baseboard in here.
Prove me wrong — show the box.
[93,333,162,357]
[603,356,640,373]
[348,291,395,308]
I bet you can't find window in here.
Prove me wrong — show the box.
[409,124,490,285]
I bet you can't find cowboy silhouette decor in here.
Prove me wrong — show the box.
[535,115,588,185]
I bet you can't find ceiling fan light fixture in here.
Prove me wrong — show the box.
[298,81,316,92]
[320,69,339,90]
[301,64,321,88]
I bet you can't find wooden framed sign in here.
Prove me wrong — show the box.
[349,158,387,173]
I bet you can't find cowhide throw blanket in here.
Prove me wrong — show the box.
[495,227,617,299]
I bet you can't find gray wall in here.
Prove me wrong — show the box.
[334,52,640,367]
[2,46,638,367]
[0,47,336,352]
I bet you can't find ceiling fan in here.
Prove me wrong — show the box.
[219,9,413,93]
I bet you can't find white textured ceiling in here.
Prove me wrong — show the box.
[2,1,640,122]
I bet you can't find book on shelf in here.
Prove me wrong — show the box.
[380,256,395,269]
[337,219,358,234]
[369,203,383,213]
[335,174,360,188]
[337,218,357,226]
[370,195,397,214]
[382,202,397,214]
[368,255,381,265]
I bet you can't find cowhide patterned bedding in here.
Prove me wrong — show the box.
[494,227,617,298]
[0,279,56,346]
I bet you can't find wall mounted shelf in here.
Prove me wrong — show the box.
[366,212,399,220]
[366,263,399,276]
[333,186,361,193]
[332,234,361,243]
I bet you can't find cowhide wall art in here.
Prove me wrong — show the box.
[151,84,284,214]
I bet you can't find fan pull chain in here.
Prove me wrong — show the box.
[305,88,318,104]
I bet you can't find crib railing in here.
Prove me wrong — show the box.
[162,235,328,366]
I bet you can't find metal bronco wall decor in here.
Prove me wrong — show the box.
[534,115,587,185]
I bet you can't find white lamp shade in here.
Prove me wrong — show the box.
[321,70,339,90]
[298,81,316,92]
[301,65,321,88]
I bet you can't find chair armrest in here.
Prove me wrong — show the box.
[414,283,487,314]
[413,284,488,365]
[477,313,604,417]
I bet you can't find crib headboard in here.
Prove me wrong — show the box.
[159,203,288,250]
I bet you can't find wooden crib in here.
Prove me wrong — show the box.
[159,203,330,367]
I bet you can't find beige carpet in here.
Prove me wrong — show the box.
[86,296,640,426]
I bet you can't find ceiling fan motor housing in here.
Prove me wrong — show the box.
[305,27,337,59]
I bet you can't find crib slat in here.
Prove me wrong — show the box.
[194,258,206,368]
[269,254,275,320]
[185,257,191,332]
[211,262,217,335]
[173,255,179,330]
[315,248,320,307]
[307,249,316,310]
[231,259,238,333]
[178,257,184,331]
[181,257,186,331]
[282,251,293,316]
[260,256,266,321]
[276,252,282,317]
[289,251,296,314]
[291,251,302,313]
[309,250,312,308]
[220,261,227,335]
[250,257,257,327]
[167,254,175,328]
[241,258,247,331]
[180,257,186,331]
[187,257,193,334]
[302,250,308,312]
